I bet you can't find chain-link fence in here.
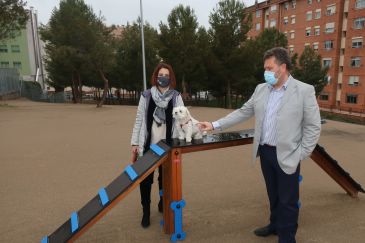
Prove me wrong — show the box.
[0,68,20,99]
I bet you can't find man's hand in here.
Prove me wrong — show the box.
[197,122,214,131]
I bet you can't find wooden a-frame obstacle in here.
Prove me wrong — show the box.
[41,129,364,243]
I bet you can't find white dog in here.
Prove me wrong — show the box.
[172,106,205,143]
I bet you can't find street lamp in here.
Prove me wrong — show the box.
[140,0,147,91]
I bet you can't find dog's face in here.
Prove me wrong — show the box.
[172,106,190,121]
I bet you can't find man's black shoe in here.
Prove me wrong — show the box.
[254,225,277,237]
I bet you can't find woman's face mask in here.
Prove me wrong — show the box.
[157,76,171,88]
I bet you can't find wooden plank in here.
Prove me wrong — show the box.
[68,155,169,242]
[180,138,253,154]
[310,149,358,197]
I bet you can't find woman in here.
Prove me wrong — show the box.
[131,63,184,228]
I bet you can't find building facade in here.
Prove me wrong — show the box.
[0,8,46,89]
[246,0,365,112]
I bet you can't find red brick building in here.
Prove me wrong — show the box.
[246,0,365,113]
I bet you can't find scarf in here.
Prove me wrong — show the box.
[150,86,174,125]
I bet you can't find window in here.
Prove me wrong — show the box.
[355,0,365,9]
[306,28,311,36]
[313,42,319,50]
[283,17,289,25]
[352,37,363,48]
[346,94,358,104]
[0,62,10,68]
[270,20,276,27]
[0,45,8,53]
[13,62,22,69]
[314,27,321,36]
[315,9,321,19]
[256,23,261,30]
[308,0,313,4]
[307,11,313,21]
[289,45,294,54]
[354,17,365,29]
[324,40,334,50]
[11,45,20,53]
[256,10,261,18]
[290,31,295,39]
[351,57,361,67]
[284,31,288,38]
[320,94,329,100]
[284,2,289,10]
[292,0,296,9]
[291,15,296,24]
[325,22,335,33]
[323,58,332,67]
[271,5,277,12]
[349,76,360,86]
[326,4,336,16]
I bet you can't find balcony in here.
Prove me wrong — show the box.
[344,0,349,13]
[341,37,346,49]
[336,89,341,101]
[339,55,344,66]
[337,72,343,84]
[342,18,348,31]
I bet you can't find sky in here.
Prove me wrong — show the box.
[27,0,258,29]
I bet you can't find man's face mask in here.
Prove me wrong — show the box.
[264,65,282,86]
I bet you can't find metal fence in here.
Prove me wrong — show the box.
[0,68,20,98]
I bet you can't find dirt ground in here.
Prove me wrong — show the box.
[0,99,364,243]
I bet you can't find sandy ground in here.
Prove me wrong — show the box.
[0,99,364,243]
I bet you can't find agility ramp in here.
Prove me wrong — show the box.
[41,129,364,242]
[41,141,170,243]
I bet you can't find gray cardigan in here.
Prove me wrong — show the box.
[131,90,184,156]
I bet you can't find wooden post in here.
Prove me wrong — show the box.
[163,148,183,235]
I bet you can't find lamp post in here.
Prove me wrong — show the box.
[140,0,147,91]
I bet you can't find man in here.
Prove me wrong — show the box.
[198,47,321,243]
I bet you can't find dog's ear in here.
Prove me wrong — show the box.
[185,107,191,118]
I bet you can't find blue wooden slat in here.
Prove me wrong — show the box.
[150,144,165,156]
[98,188,110,206]
[70,212,79,233]
[41,236,48,243]
[125,165,138,181]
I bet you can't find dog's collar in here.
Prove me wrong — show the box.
[180,119,192,128]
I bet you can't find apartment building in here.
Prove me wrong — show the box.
[246,0,365,112]
[0,7,46,89]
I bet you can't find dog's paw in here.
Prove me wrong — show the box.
[186,137,192,143]
[178,136,185,140]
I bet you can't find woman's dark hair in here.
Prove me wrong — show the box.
[150,63,177,89]
[263,47,292,71]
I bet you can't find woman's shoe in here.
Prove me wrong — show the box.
[141,204,150,228]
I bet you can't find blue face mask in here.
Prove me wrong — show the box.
[264,71,278,86]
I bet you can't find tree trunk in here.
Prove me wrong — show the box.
[77,72,83,103]
[71,74,78,103]
[97,69,109,108]
[226,80,232,109]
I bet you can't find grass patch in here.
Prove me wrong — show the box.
[0,103,16,108]
[321,111,365,126]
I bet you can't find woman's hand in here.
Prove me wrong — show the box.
[131,146,139,163]
[197,122,214,131]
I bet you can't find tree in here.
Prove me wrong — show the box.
[0,0,28,41]
[159,5,201,97]
[208,0,251,108]
[40,0,116,107]
[292,46,328,96]
[242,28,288,92]
[116,20,159,96]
